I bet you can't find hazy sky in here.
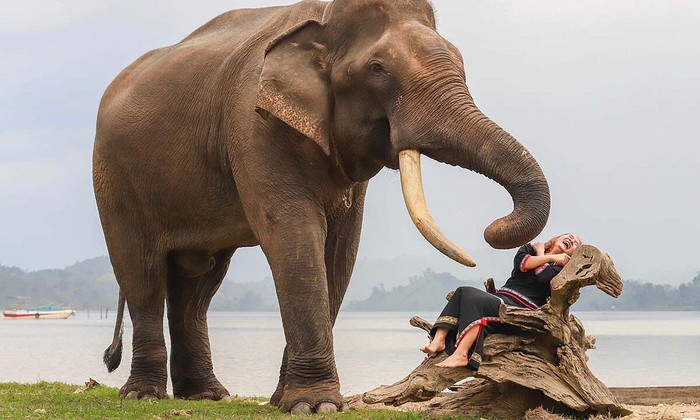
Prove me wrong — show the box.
[1,0,699,284]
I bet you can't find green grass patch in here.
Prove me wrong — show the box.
[0,382,470,419]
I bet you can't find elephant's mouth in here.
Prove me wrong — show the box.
[398,149,477,267]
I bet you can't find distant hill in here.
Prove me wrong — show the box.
[0,257,279,311]
[343,252,511,302]
[2,257,698,311]
[223,249,514,302]
[345,269,482,311]
[347,271,700,311]
[574,275,700,311]
[0,257,117,310]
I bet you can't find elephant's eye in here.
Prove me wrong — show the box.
[369,62,388,76]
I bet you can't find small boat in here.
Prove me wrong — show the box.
[3,297,76,320]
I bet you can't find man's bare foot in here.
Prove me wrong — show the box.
[435,352,469,368]
[420,341,445,355]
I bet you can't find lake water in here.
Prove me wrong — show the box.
[1,311,699,396]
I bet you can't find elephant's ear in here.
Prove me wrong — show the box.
[256,20,332,156]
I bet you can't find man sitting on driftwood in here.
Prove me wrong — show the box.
[363,241,632,419]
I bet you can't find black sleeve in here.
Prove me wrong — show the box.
[513,244,534,273]
[534,263,563,285]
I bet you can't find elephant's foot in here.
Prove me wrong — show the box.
[119,379,168,400]
[269,383,284,407]
[172,377,230,401]
[278,384,347,414]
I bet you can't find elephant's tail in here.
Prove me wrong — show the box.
[103,290,125,373]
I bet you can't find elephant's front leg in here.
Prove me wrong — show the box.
[326,183,367,325]
[271,184,368,410]
[259,214,342,414]
[166,248,236,400]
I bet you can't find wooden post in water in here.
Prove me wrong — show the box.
[106,307,109,319]
[100,304,103,320]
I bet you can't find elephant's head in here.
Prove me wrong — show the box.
[256,0,550,266]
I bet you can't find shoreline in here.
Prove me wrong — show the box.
[611,386,700,405]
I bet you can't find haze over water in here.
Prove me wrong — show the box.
[1,311,698,396]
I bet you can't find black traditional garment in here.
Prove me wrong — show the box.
[430,244,563,370]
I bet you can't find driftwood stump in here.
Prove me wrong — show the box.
[363,245,632,418]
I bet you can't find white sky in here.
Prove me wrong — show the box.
[1,0,699,285]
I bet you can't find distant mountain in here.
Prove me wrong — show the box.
[574,274,700,311]
[627,267,700,287]
[2,257,698,312]
[347,271,700,312]
[0,257,117,310]
[210,276,277,311]
[222,247,516,302]
[345,269,482,311]
[0,257,278,312]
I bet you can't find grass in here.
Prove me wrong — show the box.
[0,382,471,420]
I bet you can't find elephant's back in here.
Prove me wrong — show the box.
[181,2,325,45]
[100,1,328,101]
[95,1,327,159]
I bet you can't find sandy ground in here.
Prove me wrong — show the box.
[345,386,700,420]
[609,387,700,420]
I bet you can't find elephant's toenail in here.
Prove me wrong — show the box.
[340,403,350,412]
[125,391,139,399]
[290,402,313,414]
[316,402,337,413]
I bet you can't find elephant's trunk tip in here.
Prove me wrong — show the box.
[483,183,551,249]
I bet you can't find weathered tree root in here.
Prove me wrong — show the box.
[363,245,632,419]
[362,351,474,406]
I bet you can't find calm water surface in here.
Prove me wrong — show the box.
[1,311,698,396]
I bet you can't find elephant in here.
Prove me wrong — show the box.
[94,0,551,413]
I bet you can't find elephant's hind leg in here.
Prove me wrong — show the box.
[166,247,236,400]
[114,248,169,399]
[119,272,168,399]
[95,158,169,399]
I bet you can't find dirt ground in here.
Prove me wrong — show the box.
[346,386,700,420]
[610,387,700,420]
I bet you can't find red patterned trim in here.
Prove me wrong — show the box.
[535,263,550,275]
[519,254,531,272]
[455,317,502,350]
[495,288,539,310]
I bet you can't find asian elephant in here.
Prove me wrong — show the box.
[95,0,551,413]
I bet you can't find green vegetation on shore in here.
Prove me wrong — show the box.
[1,257,699,311]
[0,382,465,420]
[347,270,700,311]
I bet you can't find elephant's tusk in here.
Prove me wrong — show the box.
[398,149,477,267]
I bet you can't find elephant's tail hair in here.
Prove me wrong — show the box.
[103,290,125,373]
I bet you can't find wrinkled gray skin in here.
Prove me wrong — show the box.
[94,0,550,413]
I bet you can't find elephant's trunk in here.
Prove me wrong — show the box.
[395,83,550,259]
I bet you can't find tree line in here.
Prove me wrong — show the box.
[346,269,700,311]
[1,258,698,311]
